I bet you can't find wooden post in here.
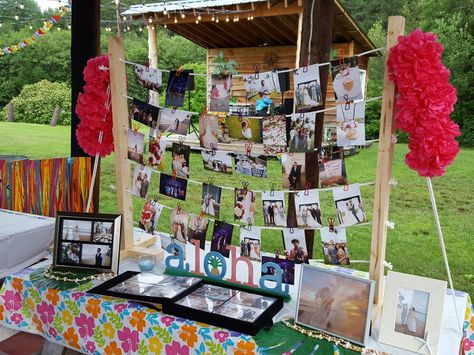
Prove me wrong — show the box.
[369,16,405,304]
[6,102,13,122]
[147,24,159,106]
[108,36,134,252]
[50,106,61,126]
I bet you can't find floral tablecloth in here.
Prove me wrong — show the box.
[0,269,257,355]
[464,295,474,354]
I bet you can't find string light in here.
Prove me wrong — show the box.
[18,3,24,9]
[197,14,201,20]
[163,8,167,15]
[211,14,215,21]
[215,16,219,23]
[57,26,61,31]
[225,15,229,22]
[0,23,3,28]
[14,15,19,20]
[122,16,126,21]
[195,19,199,24]
[174,16,177,23]
[148,17,153,23]
[163,23,167,28]
[180,12,185,19]
[139,26,143,31]
[67,24,71,30]
[126,25,130,31]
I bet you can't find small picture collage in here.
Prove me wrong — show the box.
[176,283,277,322]
[57,218,115,269]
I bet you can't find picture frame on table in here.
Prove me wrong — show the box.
[378,271,447,355]
[296,264,374,346]
[53,212,122,274]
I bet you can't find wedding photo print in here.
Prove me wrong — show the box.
[294,189,322,228]
[210,221,234,258]
[127,129,145,164]
[131,164,152,198]
[331,56,363,102]
[158,108,191,136]
[235,153,267,178]
[319,156,348,187]
[201,183,222,219]
[261,191,287,227]
[296,265,374,345]
[294,63,322,112]
[134,63,163,91]
[138,198,163,235]
[333,184,367,226]
[287,112,316,152]
[227,116,262,143]
[239,226,261,262]
[201,150,233,174]
[320,226,349,265]
[281,153,306,190]
[242,71,279,100]
[165,70,190,107]
[61,219,92,241]
[170,207,190,244]
[187,213,209,250]
[159,173,187,201]
[171,143,190,179]
[234,188,256,224]
[130,98,159,129]
[210,74,232,112]
[148,133,166,170]
[282,229,309,263]
[199,113,219,149]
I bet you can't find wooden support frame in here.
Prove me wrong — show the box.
[369,16,405,305]
[108,36,160,259]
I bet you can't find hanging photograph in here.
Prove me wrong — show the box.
[331,56,363,102]
[261,191,287,227]
[294,189,322,228]
[187,213,209,250]
[263,114,287,155]
[294,63,322,112]
[281,152,307,190]
[319,156,348,188]
[201,183,222,220]
[287,112,316,152]
[234,153,267,178]
[378,272,446,355]
[157,108,192,136]
[282,228,309,264]
[199,113,219,149]
[148,133,166,171]
[138,198,163,235]
[170,207,190,244]
[127,129,145,164]
[171,143,190,179]
[201,150,233,174]
[320,226,349,265]
[336,101,366,147]
[131,164,152,198]
[333,184,367,226]
[134,64,163,91]
[130,98,159,129]
[239,226,261,262]
[165,70,190,107]
[210,221,234,258]
[242,71,278,100]
[209,74,232,112]
[159,173,187,201]
[296,264,374,345]
[234,188,256,224]
[261,255,295,285]
[227,115,263,143]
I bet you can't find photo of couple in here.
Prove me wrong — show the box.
[234,188,256,224]
[148,133,166,171]
[158,108,191,136]
[131,164,152,198]
[394,288,429,339]
[62,220,91,241]
[127,129,145,164]
[261,191,287,227]
[211,221,234,258]
[261,255,295,285]
[171,143,190,179]
[138,198,163,235]
[187,213,209,250]
[239,226,261,262]
[170,208,189,244]
[320,227,350,265]
[294,63,322,112]
[201,150,233,174]
[333,184,367,226]
[201,183,222,219]
[287,112,316,152]
[295,189,322,228]
[134,63,163,91]
[159,173,187,201]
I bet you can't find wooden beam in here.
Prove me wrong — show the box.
[369,16,406,305]
[107,36,134,252]
[259,16,295,43]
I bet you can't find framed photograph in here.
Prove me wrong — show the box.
[209,74,232,112]
[234,188,256,224]
[263,114,287,155]
[148,133,166,171]
[130,98,159,129]
[319,156,348,188]
[294,189,322,228]
[296,264,374,345]
[53,212,122,274]
[235,153,267,178]
[282,228,309,263]
[281,152,307,190]
[210,221,234,258]
[227,116,262,143]
[261,255,295,285]
[158,108,191,136]
[261,191,287,227]
[134,64,163,92]
[294,63,322,112]
[127,129,145,164]
[201,183,222,219]
[165,70,190,107]
[138,198,163,235]
[171,143,190,179]
[199,113,219,149]
[170,207,190,244]
[333,184,367,226]
[187,213,209,250]
[320,226,349,265]
[287,112,316,152]
[131,164,152,198]
[159,173,187,201]
[378,271,447,354]
[201,150,233,174]
[239,226,261,262]
[330,56,363,102]
[336,101,366,147]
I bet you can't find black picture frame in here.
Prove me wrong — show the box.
[53,212,122,274]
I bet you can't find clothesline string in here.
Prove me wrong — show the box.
[119,46,384,78]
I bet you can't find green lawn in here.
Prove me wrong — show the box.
[1,122,473,296]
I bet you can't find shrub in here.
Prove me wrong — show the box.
[1,80,71,125]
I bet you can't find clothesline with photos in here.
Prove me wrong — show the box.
[119,46,384,78]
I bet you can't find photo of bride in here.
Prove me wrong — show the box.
[294,189,322,228]
[234,188,256,224]
[199,113,219,149]
[170,207,190,244]
[201,183,222,219]
[239,226,261,262]
[294,63,322,112]
[171,143,190,179]
[394,288,429,339]
[261,191,287,227]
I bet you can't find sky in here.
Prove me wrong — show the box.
[34,0,64,11]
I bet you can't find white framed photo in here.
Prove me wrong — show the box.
[378,271,447,355]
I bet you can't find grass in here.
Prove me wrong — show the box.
[1,121,473,297]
